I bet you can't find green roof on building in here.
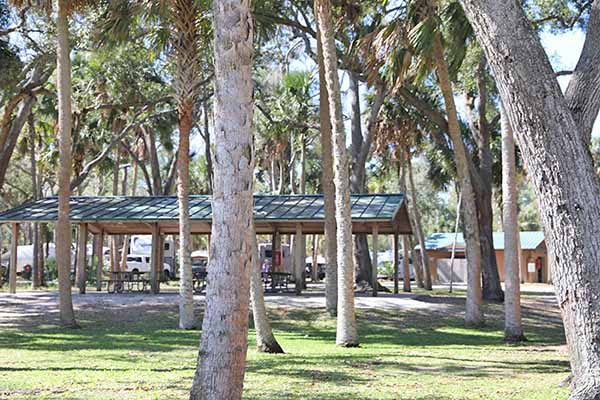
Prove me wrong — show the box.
[423,231,545,251]
[0,194,406,223]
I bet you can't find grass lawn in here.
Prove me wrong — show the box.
[0,288,569,399]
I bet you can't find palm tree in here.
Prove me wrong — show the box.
[315,0,359,347]
[170,0,202,330]
[315,25,337,317]
[9,0,83,327]
[501,104,524,342]
[189,0,255,398]
[431,33,483,326]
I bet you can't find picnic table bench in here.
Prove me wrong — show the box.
[103,271,150,293]
[263,271,292,293]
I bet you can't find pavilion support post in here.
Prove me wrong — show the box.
[95,230,104,291]
[9,223,18,294]
[76,223,88,294]
[150,223,160,294]
[294,224,303,296]
[402,235,411,292]
[372,225,379,297]
[393,233,399,294]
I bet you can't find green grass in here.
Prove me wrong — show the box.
[0,291,569,400]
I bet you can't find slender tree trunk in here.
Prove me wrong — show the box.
[250,223,283,353]
[203,102,213,194]
[315,0,359,347]
[402,235,411,292]
[55,0,77,328]
[178,99,194,329]
[433,34,483,327]
[28,112,41,289]
[190,1,255,398]
[110,148,120,275]
[348,73,375,289]
[316,22,337,317]
[399,158,424,288]
[406,150,432,290]
[171,0,201,329]
[460,1,600,396]
[501,104,525,343]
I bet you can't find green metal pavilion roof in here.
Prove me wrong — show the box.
[0,194,406,223]
[422,231,545,252]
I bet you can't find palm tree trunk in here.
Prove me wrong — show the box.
[55,0,77,328]
[433,34,483,327]
[501,103,525,342]
[315,22,337,317]
[29,112,41,289]
[250,223,284,353]
[315,0,359,347]
[190,0,255,398]
[178,98,194,329]
[406,149,432,290]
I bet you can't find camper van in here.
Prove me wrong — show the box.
[122,254,172,277]
[127,235,176,278]
[0,244,65,279]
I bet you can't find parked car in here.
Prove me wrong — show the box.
[123,254,172,279]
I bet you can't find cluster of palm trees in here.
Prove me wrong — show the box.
[3,0,600,399]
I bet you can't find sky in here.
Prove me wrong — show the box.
[190,26,594,158]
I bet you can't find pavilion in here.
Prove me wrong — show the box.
[0,193,412,295]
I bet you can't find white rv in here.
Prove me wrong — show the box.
[128,235,176,278]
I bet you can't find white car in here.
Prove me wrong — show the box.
[123,254,172,279]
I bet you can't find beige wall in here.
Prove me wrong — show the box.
[427,249,550,284]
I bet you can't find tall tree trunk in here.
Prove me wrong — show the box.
[250,222,283,353]
[459,0,600,396]
[399,158,424,288]
[433,34,483,327]
[28,111,41,289]
[501,103,524,343]
[316,22,337,317]
[203,101,213,194]
[110,148,120,275]
[178,98,194,329]
[172,0,201,330]
[55,0,77,328]
[406,149,432,290]
[348,72,374,288]
[190,0,254,398]
[315,0,359,347]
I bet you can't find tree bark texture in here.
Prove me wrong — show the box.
[315,0,359,347]
[564,0,600,146]
[178,99,195,329]
[433,34,483,327]
[315,23,337,317]
[501,104,525,343]
[250,223,284,353]
[190,0,255,398]
[55,0,77,327]
[459,0,600,396]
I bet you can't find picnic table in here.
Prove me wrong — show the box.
[263,271,292,293]
[104,271,150,293]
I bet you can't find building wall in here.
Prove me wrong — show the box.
[428,249,550,284]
